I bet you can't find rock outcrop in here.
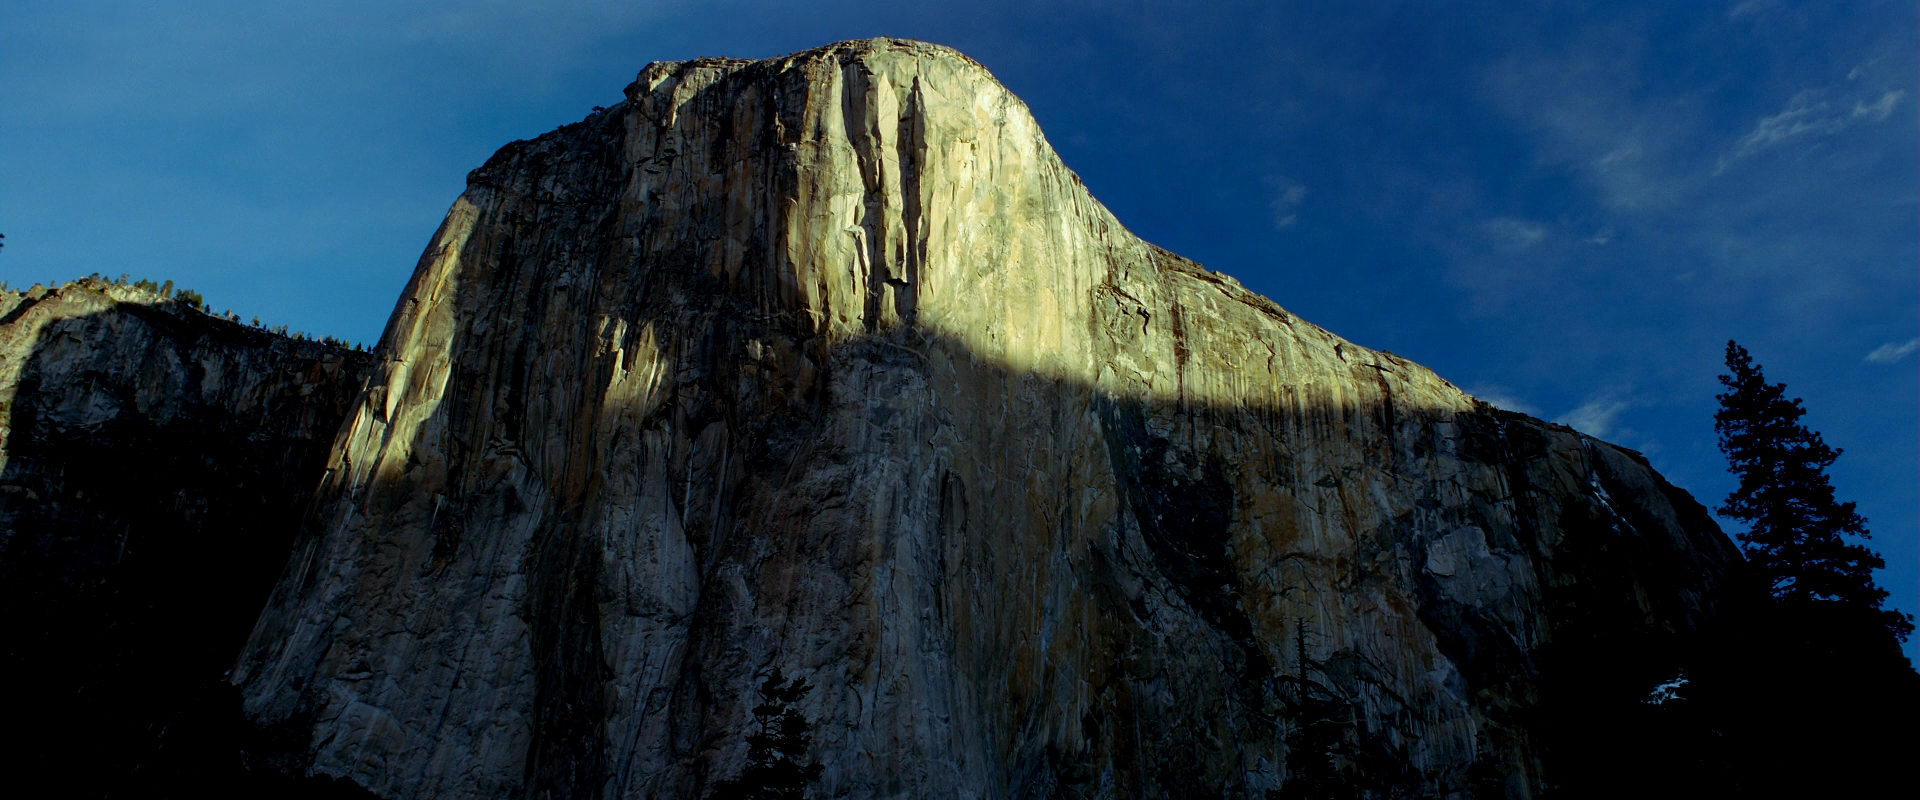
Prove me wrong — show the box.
[0,279,374,793]
[223,39,1745,799]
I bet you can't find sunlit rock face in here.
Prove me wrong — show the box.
[234,38,1743,799]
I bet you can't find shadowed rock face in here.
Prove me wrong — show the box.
[223,38,1744,799]
[0,280,373,793]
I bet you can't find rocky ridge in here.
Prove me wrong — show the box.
[209,38,1747,800]
[0,278,374,792]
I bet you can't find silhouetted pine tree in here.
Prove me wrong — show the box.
[1714,340,1913,641]
[710,668,824,800]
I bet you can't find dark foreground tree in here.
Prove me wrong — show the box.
[1714,340,1913,641]
[710,668,824,800]
[1687,341,1919,799]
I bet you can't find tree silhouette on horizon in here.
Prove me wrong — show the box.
[1714,340,1913,641]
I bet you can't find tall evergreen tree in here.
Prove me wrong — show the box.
[1714,340,1913,641]
[710,668,824,800]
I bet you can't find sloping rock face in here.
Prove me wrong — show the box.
[0,280,373,792]
[234,39,1744,799]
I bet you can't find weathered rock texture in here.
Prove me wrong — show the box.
[231,39,1744,799]
[0,279,373,792]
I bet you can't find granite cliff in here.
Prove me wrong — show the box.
[0,38,1755,800]
[219,39,1742,799]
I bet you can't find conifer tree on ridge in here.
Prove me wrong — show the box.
[1714,340,1913,641]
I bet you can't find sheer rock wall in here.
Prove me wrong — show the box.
[231,39,1743,799]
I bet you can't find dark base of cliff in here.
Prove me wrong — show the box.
[0,671,375,799]
[1533,598,1918,799]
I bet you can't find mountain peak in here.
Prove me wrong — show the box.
[0,38,1745,799]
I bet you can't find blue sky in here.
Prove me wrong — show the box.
[4,1,1915,661]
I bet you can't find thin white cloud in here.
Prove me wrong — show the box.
[1865,338,1920,364]
[1720,89,1906,170]
[1732,92,1843,154]
[1465,385,1541,417]
[1445,216,1563,309]
[1727,0,1781,21]
[1267,176,1307,229]
[1853,90,1903,121]
[1480,49,1686,212]
[1595,144,1641,169]
[1556,392,1635,438]
[1483,217,1547,251]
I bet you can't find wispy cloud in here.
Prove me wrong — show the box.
[1444,216,1561,308]
[1267,176,1307,229]
[1556,391,1635,438]
[1475,19,1915,329]
[1720,89,1905,170]
[1465,385,1541,417]
[1727,0,1782,21]
[1483,217,1547,251]
[1865,338,1920,364]
[1479,41,1695,214]
[1855,91,1904,120]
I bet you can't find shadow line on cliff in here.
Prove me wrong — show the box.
[229,254,1756,798]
